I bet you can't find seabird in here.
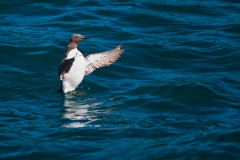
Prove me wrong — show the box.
[58,34,123,93]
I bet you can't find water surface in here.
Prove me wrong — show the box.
[0,0,240,159]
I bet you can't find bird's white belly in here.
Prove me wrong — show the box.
[62,56,85,93]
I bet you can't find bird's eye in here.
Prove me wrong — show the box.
[75,36,78,38]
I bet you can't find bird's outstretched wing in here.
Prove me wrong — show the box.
[84,44,123,75]
[58,57,75,80]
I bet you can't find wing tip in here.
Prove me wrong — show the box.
[116,43,124,54]
[118,42,124,49]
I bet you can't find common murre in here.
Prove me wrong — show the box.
[58,34,123,93]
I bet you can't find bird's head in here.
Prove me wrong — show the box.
[70,34,90,43]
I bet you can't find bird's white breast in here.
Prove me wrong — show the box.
[66,48,79,59]
[62,49,86,93]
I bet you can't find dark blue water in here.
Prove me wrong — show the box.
[0,0,240,159]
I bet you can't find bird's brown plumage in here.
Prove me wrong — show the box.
[61,34,86,61]
[58,34,88,80]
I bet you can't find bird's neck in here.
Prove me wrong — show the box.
[62,41,78,60]
[67,41,78,48]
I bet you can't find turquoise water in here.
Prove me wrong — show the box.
[1,0,240,159]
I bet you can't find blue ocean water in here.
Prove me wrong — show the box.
[0,0,240,159]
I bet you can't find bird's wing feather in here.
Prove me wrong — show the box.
[84,44,123,75]
[58,57,75,80]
